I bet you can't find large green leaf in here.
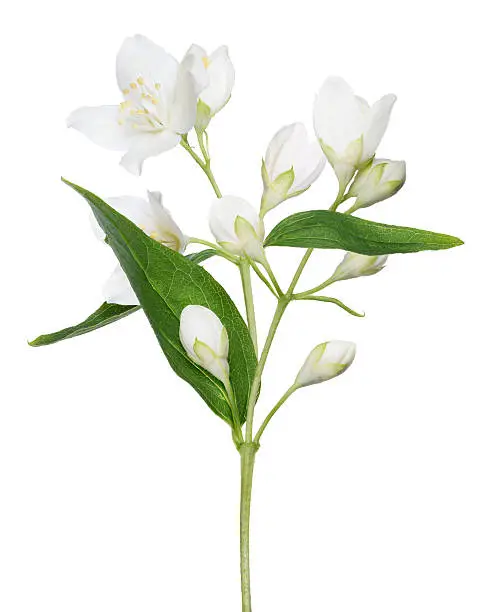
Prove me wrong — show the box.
[265,210,463,254]
[29,251,216,348]
[62,179,257,426]
[29,302,140,347]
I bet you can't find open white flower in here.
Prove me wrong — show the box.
[102,191,186,306]
[314,76,397,192]
[347,159,406,212]
[261,123,326,214]
[183,45,235,130]
[179,305,230,384]
[295,341,356,388]
[209,196,265,262]
[68,35,203,175]
[107,191,187,252]
[332,252,388,282]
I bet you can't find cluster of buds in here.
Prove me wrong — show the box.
[178,307,357,395]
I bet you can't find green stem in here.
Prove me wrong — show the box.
[224,378,244,445]
[329,184,348,212]
[261,256,283,297]
[238,250,316,609]
[181,135,222,198]
[245,299,288,443]
[287,248,314,296]
[188,238,238,264]
[240,442,258,612]
[249,260,279,298]
[294,277,336,299]
[254,385,297,444]
[240,261,258,356]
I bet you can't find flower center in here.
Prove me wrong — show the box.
[118,76,168,132]
[202,56,210,69]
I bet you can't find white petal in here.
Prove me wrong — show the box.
[292,147,326,191]
[67,106,133,150]
[107,192,186,252]
[120,131,181,175]
[265,123,299,181]
[103,265,139,306]
[147,191,187,252]
[169,66,199,134]
[182,45,209,92]
[321,340,357,368]
[200,46,235,114]
[180,305,227,357]
[116,35,179,100]
[209,196,262,243]
[89,211,106,242]
[362,94,397,162]
[314,77,369,155]
[106,195,151,228]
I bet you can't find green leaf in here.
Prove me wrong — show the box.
[29,251,215,348]
[265,210,463,255]
[62,179,257,426]
[29,302,140,347]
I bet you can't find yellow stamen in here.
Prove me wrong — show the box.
[137,76,144,85]
[130,82,137,89]
[202,56,210,69]
[155,83,162,90]
[123,88,130,95]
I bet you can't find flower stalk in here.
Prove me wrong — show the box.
[37,38,462,612]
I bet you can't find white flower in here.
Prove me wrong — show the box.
[67,35,203,175]
[332,252,388,282]
[347,159,406,212]
[209,196,265,262]
[102,191,186,306]
[295,341,356,388]
[183,45,235,130]
[261,123,326,214]
[314,76,397,192]
[107,191,187,252]
[179,305,230,384]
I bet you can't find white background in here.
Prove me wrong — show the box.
[1,1,489,610]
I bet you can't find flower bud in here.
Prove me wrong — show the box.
[295,341,356,388]
[348,159,406,211]
[261,123,325,214]
[314,76,396,192]
[179,305,230,384]
[332,252,388,282]
[183,45,235,131]
[209,196,265,262]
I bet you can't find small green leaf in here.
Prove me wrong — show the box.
[62,179,257,426]
[29,251,215,348]
[29,302,140,347]
[265,210,463,254]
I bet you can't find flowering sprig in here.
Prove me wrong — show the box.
[31,35,463,612]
